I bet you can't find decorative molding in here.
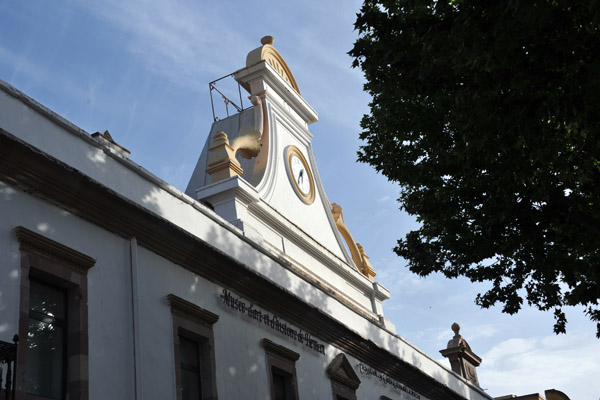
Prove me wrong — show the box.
[196,175,260,208]
[327,353,361,390]
[330,204,376,281]
[235,61,318,125]
[263,335,300,400]
[230,95,265,160]
[246,36,300,94]
[247,199,375,293]
[357,244,376,281]
[13,226,96,275]
[306,142,357,269]
[206,131,244,183]
[0,128,486,400]
[261,338,300,362]
[166,294,219,326]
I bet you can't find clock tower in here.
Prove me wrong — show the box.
[186,36,392,329]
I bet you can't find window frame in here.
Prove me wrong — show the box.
[326,353,361,400]
[14,226,95,400]
[26,279,69,399]
[261,338,300,400]
[167,294,219,400]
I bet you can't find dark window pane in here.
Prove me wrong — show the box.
[181,368,201,400]
[29,281,66,320]
[179,336,200,368]
[179,335,202,399]
[273,370,288,400]
[25,318,64,398]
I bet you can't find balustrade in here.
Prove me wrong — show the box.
[0,335,18,400]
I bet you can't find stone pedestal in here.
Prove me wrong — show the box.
[440,323,482,386]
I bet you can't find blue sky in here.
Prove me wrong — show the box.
[1,1,599,398]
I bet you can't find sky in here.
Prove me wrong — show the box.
[1,1,598,398]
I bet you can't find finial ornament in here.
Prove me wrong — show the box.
[452,322,461,337]
[440,322,482,387]
[245,36,301,94]
[261,35,274,46]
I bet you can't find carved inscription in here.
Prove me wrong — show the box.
[219,289,325,355]
[357,363,421,399]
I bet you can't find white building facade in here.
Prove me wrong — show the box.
[0,38,491,400]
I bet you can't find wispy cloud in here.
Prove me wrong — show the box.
[0,43,88,102]
[378,195,391,203]
[461,323,499,341]
[74,0,370,133]
[479,332,600,398]
[375,259,441,297]
[76,0,253,90]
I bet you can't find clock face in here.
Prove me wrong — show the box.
[285,146,315,204]
[291,155,310,195]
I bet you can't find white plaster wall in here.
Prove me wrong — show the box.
[185,109,257,195]
[0,180,488,400]
[0,182,24,343]
[133,242,488,400]
[0,182,136,399]
[0,83,490,400]
[134,245,272,400]
[133,245,414,400]
[264,115,346,259]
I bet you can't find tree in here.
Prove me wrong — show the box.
[350,0,600,336]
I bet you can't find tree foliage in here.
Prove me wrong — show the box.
[350,0,600,336]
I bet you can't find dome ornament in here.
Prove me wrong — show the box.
[245,35,301,95]
[451,322,461,337]
[261,35,274,46]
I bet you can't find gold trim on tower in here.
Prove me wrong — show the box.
[330,203,377,281]
[246,36,301,95]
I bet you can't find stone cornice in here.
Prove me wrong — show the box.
[14,226,96,274]
[248,199,378,296]
[235,61,318,125]
[166,294,219,326]
[261,338,300,362]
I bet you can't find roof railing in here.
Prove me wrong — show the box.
[209,73,248,121]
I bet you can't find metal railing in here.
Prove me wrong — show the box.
[0,335,18,400]
[209,73,248,122]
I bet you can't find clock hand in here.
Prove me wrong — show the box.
[297,169,304,185]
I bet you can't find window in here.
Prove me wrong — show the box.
[271,366,293,400]
[26,281,67,398]
[14,226,95,400]
[326,353,361,400]
[167,294,219,400]
[262,338,299,400]
[179,335,201,400]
